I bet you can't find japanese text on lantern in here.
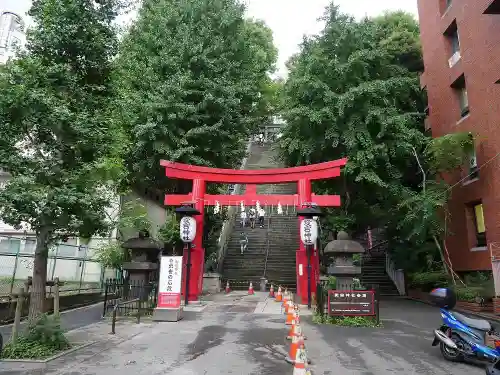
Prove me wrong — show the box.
[300,218,317,245]
[179,216,196,243]
[157,256,183,309]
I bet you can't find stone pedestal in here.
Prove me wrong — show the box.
[202,273,222,293]
[152,307,184,322]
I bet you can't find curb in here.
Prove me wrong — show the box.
[0,341,94,364]
[405,297,500,323]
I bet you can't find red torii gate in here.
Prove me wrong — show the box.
[160,158,347,303]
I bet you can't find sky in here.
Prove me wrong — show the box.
[4,0,418,76]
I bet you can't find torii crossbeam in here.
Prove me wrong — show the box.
[160,157,347,303]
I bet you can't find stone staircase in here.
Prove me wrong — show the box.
[221,143,298,290]
[360,252,400,296]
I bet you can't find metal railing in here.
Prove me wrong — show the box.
[110,298,141,334]
[216,140,252,273]
[0,234,113,299]
[385,251,406,295]
[262,215,271,278]
[102,278,158,318]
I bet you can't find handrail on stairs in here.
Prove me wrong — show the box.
[362,240,406,296]
[263,213,271,278]
[385,251,406,296]
[216,140,252,273]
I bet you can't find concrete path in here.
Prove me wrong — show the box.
[0,294,487,374]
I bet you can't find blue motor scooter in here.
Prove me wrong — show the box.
[430,288,500,370]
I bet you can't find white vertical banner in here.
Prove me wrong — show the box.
[157,256,183,309]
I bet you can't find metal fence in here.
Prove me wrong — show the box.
[0,234,117,299]
[103,279,158,318]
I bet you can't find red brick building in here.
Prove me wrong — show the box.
[417,0,500,272]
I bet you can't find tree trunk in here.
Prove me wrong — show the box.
[432,235,449,276]
[28,228,51,324]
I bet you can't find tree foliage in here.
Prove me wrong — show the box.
[279,6,426,234]
[114,0,278,187]
[0,0,125,320]
[279,4,472,274]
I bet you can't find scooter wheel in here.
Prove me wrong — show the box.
[440,340,463,362]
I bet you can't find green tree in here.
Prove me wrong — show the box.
[395,132,473,275]
[279,5,425,235]
[0,0,125,321]
[279,4,474,275]
[114,0,278,188]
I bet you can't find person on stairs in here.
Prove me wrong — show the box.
[249,207,257,229]
[240,209,247,227]
[258,208,265,228]
[239,232,248,255]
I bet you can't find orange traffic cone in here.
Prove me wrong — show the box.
[248,281,254,295]
[285,306,296,326]
[292,343,310,374]
[287,318,302,340]
[293,306,307,340]
[225,281,230,294]
[275,286,283,302]
[282,288,289,308]
[286,329,300,364]
[269,284,275,298]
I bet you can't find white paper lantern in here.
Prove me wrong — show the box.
[214,201,220,214]
[179,216,197,243]
[300,218,318,245]
[240,201,245,212]
[277,202,283,215]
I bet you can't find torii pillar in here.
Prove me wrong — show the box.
[161,158,347,302]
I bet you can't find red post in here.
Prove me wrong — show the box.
[296,178,318,305]
[182,178,205,302]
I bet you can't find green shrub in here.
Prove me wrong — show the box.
[454,286,482,302]
[312,312,381,327]
[409,271,450,291]
[1,314,70,359]
[326,276,337,290]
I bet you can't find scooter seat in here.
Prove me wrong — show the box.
[453,311,491,331]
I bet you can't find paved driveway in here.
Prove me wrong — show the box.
[302,298,485,375]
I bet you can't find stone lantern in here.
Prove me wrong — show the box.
[121,230,163,299]
[324,231,365,290]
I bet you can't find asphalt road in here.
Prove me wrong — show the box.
[0,296,490,374]
[0,302,104,342]
[303,298,486,375]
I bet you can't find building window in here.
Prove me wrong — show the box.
[0,238,21,254]
[451,75,469,117]
[468,147,479,180]
[444,21,461,67]
[440,0,453,14]
[473,203,487,247]
[23,239,36,254]
[451,31,460,54]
